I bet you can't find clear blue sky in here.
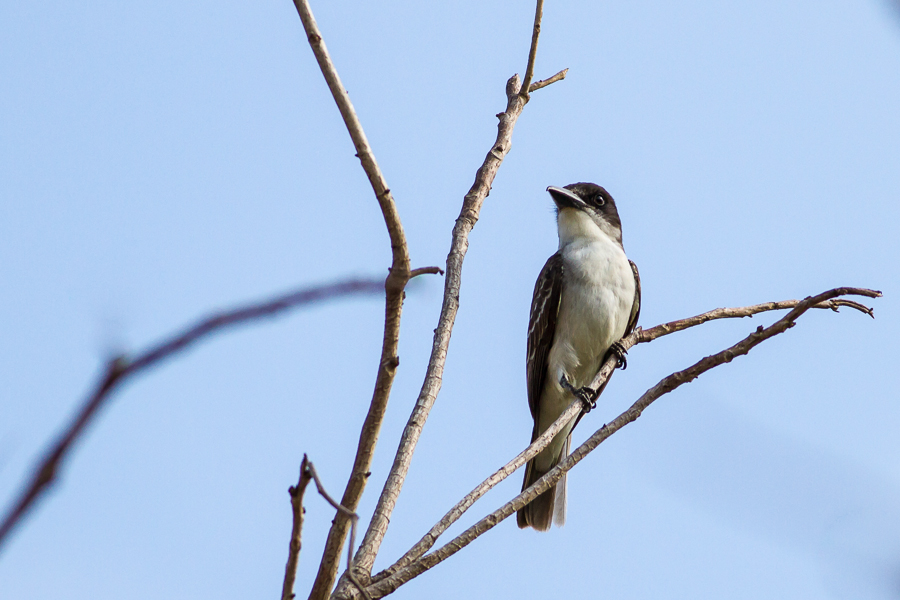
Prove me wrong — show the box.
[2,1,898,598]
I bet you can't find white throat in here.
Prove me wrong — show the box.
[556,207,621,249]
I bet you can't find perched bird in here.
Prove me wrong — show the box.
[517,182,641,531]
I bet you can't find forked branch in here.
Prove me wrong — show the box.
[365,287,880,596]
[289,1,445,597]
[349,0,568,585]
[295,458,372,600]
[370,288,880,582]
[282,455,313,600]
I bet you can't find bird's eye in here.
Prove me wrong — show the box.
[594,193,606,206]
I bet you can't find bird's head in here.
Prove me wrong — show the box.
[547,182,623,248]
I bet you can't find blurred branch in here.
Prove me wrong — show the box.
[282,455,313,600]
[289,1,448,597]
[366,287,880,596]
[349,0,569,586]
[0,278,384,554]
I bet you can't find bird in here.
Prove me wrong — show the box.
[517,182,641,531]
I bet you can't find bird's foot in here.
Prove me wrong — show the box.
[560,374,597,413]
[610,341,628,370]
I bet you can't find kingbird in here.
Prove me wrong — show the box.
[517,182,641,531]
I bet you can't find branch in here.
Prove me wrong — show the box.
[365,287,880,597]
[640,295,878,343]
[372,288,882,584]
[409,266,444,279]
[528,68,568,92]
[519,0,545,98]
[282,455,313,600]
[304,460,372,600]
[581,292,881,394]
[290,1,407,269]
[350,0,568,583]
[0,278,385,554]
[288,1,434,596]
[374,292,873,579]
[372,398,583,582]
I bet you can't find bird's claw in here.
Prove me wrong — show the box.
[610,341,628,370]
[560,374,597,413]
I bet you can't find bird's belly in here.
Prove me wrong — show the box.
[549,242,634,392]
[533,239,634,469]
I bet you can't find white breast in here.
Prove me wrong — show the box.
[550,233,635,392]
[533,208,636,462]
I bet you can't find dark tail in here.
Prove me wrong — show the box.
[516,435,569,531]
[516,460,555,531]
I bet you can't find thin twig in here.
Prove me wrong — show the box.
[304,461,372,600]
[584,292,881,392]
[519,0,545,99]
[366,287,880,597]
[290,1,407,262]
[408,266,444,279]
[289,1,419,597]
[0,278,385,553]
[641,296,878,344]
[528,68,568,92]
[282,455,313,600]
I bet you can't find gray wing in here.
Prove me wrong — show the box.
[526,253,565,420]
[625,260,641,335]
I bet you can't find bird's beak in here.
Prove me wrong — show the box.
[547,186,585,210]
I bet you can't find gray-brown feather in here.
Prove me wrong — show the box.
[519,254,565,530]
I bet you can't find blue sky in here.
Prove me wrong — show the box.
[1,1,899,598]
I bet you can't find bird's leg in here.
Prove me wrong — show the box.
[560,374,597,412]
[610,341,628,370]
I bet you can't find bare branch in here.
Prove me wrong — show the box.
[366,287,880,597]
[374,289,880,581]
[578,290,882,396]
[303,462,372,600]
[350,0,559,581]
[519,0,545,99]
[640,294,880,343]
[289,1,420,596]
[290,1,408,267]
[0,278,384,553]
[372,399,583,583]
[528,68,568,92]
[282,455,313,600]
[408,266,444,279]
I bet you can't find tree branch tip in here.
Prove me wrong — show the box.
[528,68,569,92]
[409,266,444,279]
[506,74,521,95]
